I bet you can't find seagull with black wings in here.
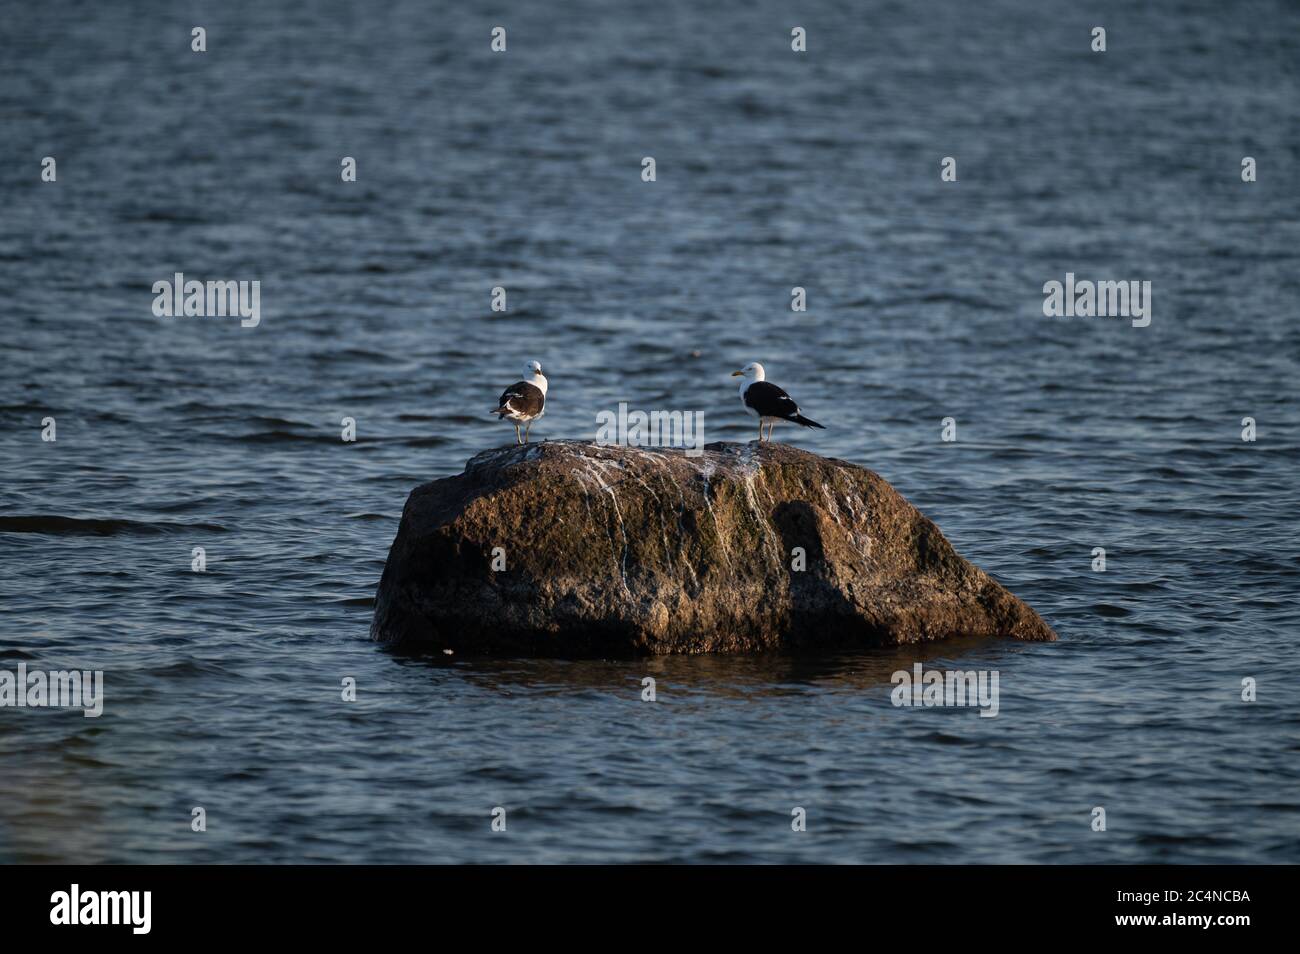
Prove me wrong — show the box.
[491,360,548,444]
[731,361,824,443]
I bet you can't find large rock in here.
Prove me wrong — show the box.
[370,441,1056,655]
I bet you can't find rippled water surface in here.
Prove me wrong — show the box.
[1,0,1298,863]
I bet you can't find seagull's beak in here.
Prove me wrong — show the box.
[730,370,744,377]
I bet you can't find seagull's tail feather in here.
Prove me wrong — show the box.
[792,414,825,429]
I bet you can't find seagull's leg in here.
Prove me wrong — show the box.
[524,421,532,443]
[514,423,521,445]
[757,420,764,443]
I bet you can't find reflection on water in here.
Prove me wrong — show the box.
[394,636,1012,697]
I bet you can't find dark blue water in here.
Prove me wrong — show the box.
[2,0,1298,863]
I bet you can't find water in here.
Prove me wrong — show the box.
[2,0,1298,863]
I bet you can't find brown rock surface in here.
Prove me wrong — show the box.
[370,440,1057,655]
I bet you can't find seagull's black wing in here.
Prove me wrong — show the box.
[745,381,824,428]
[744,381,802,419]
[493,381,545,418]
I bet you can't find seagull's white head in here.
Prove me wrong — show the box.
[731,361,765,381]
[525,360,547,394]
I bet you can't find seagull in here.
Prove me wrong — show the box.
[731,361,824,443]
[491,360,548,444]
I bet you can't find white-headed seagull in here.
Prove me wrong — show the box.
[731,361,824,443]
[491,360,548,444]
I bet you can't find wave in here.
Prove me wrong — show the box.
[0,515,226,536]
